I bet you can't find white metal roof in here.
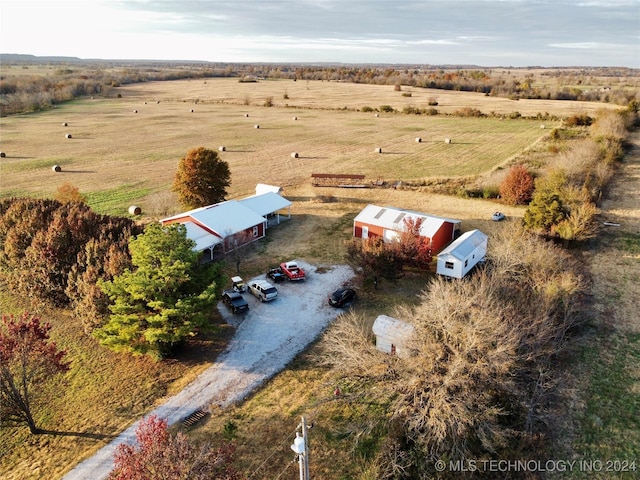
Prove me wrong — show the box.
[189,200,266,235]
[438,229,488,260]
[162,200,266,234]
[354,204,460,237]
[240,192,292,217]
[182,221,222,251]
[372,314,415,340]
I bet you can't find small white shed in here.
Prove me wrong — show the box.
[372,315,415,358]
[436,229,488,279]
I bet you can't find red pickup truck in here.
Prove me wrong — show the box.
[279,261,306,281]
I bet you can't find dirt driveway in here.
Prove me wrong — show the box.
[63,261,354,480]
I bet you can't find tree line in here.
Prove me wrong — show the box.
[2,62,637,117]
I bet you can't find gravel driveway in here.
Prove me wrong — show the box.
[63,261,354,480]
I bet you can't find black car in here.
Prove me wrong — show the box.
[222,290,249,314]
[328,287,356,307]
[266,266,286,282]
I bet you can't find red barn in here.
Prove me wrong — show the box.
[353,204,461,254]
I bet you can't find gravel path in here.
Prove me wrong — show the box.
[62,261,354,480]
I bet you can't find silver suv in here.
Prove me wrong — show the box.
[248,279,278,302]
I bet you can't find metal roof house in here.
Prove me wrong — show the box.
[436,229,488,279]
[161,190,292,262]
[353,204,461,254]
[239,191,291,226]
[372,315,415,357]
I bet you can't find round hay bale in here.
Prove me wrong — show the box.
[374,113,379,117]
[415,137,422,143]
[293,116,298,120]
[444,138,452,144]
[245,113,249,117]
[190,109,194,113]
[52,165,62,172]
[219,146,226,152]
[0,152,6,158]
[375,147,382,154]
[128,205,142,215]
[291,152,299,159]
[65,133,72,139]
[540,124,546,129]
[62,122,68,127]
[133,109,138,113]
[156,100,160,104]
[254,124,260,129]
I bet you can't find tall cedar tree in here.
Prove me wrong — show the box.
[110,415,241,480]
[95,223,225,359]
[173,147,231,209]
[0,312,70,434]
[499,164,535,205]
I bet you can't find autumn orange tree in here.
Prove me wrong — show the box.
[55,182,87,203]
[0,312,70,434]
[172,147,231,209]
[499,164,535,205]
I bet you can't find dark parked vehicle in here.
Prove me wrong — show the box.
[266,266,286,282]
[328,287,356,307]
[222,290,249,314]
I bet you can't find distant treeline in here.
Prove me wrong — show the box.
[1,61,638,116]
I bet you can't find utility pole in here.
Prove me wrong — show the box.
[291,415,310,480]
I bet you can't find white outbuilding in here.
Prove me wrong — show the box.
[436,229,488,279]
[372,315,415,357]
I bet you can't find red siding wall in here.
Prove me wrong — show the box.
[430,222,455,253]
[355,220,457,254]
[354,222,385,239]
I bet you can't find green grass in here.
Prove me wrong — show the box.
[84,183,152,216]
[569,334,640,479]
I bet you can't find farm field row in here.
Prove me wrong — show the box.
[0,78,582,216]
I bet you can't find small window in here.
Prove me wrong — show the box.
[253,226,259,237]
[464,259,468,267]
[445,261,454,269]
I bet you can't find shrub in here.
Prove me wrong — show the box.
[499,165,535,205]
[380,105,395,113]
[523,172,568,233]
[565,113,593,127]
[361,106,374,112]
[454,107,484,117]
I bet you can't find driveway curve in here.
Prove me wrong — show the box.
[62,261,354,480]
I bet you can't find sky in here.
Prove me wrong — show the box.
[1,0,639,68]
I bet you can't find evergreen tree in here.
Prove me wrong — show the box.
[95,223,225,359]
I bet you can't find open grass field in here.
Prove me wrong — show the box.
[0,78,620,216]
[0,77,635,479]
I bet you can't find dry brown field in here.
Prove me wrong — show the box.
[0,77,621,218]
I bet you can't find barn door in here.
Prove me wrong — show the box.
[362,226,369,239]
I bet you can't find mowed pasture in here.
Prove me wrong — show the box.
[0,78,618,216]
